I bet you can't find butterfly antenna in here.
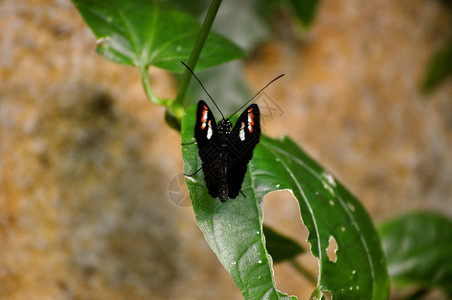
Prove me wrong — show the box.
[228,74,285,119]
[181,61,225,119]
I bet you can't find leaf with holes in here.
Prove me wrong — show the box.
[182,103,390,299]
[72,0,245,72]
[378,212,452,297]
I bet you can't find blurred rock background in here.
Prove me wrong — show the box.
[0,0,451,299]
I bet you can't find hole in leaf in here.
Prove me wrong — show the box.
[263,190,308,245]
[263,190,318,299]
[322,290,332,300]
[326,236,338,263]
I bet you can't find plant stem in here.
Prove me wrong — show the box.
[140,66,168,106]
[171,0,223,118]
[289,259,317,285]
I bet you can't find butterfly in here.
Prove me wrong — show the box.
[195,100,260,202]
[182,62,284,203]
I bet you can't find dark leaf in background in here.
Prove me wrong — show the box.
[288,0,321,28]
[256,0,321,29]
[421,39,452,94]
[378,212,452,297]
[263,225,304,263]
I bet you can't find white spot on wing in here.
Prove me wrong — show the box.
[207,126,213,139]
[239,122,245,141]
[239,128,245,141]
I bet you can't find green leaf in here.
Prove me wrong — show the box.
[421,39,452,94]
[288,0,321,28]
[72,0,245,72]
[378,212,452,296]
[163,0,210,18]
[263,225,304,263]
[181,103,390,299]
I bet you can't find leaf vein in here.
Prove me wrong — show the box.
[115,6,140,66]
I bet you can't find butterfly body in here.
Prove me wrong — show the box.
[195,100,260,203]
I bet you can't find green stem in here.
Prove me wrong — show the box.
[140,66,168,106]
[289,259,317,285]
[171,0,222,118]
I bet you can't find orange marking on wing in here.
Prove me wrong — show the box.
[248,108,254,133]
[201,105,208,129]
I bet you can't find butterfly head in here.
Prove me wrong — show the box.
[218,119,232,136]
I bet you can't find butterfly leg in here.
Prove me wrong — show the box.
[240,190,247,198]
[181,141,196,146]
[184,167,202,177]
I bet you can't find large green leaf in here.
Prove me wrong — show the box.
[378,212,452,296]
[72,0,245,72]
[181,103,389,299]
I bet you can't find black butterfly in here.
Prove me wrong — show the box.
[182,62,284,203]
[195,100,260,202]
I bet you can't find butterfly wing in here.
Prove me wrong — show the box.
[194,100,221,198]
[227,104,261,199]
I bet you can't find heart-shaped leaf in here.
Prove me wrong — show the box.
[181,103,390,299]
[72,0,245,72]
